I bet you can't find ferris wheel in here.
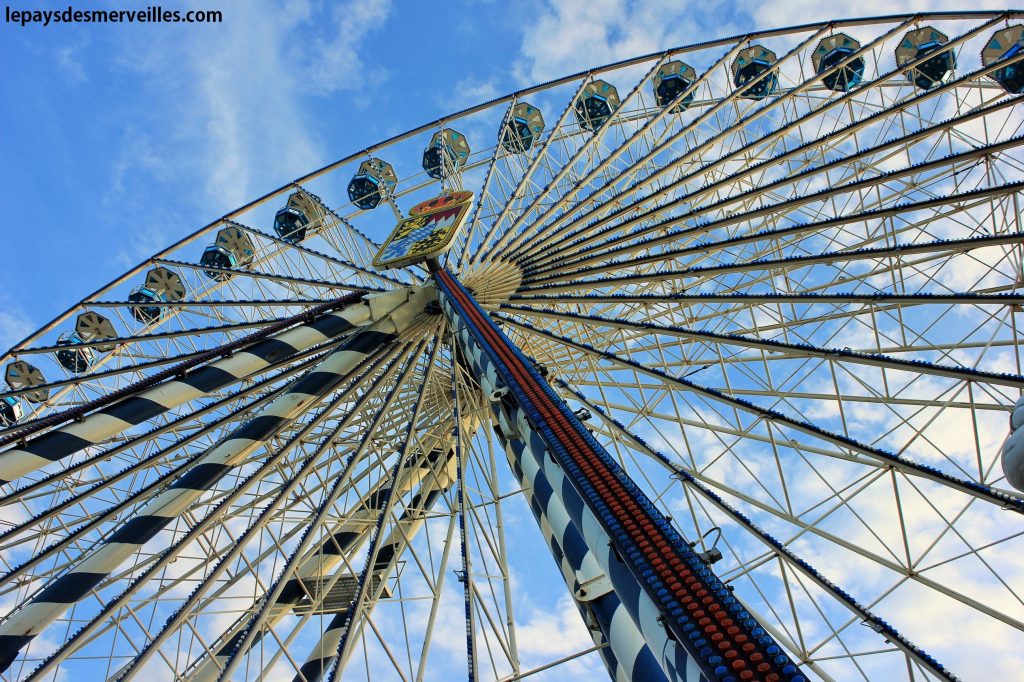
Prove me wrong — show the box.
[3,10,1024,682]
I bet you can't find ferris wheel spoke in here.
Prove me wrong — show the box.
[512,22,908,263]
[517,49,1020,270]
[528,47,1014,272]
[288,184,384,272]
[85,298,358,310]
[0,295,429,672]
[0,348,330,572]
[153,258,370,293]
[560,378,1024,649]
[496,305,1024,390]
[452,102,516,272]
[28,330,429,680]
[503,316,1024,511]
[168,352,451,679]
[485,41,752,265]
[128,337,431,682]
[449,359,534,680]
[0,333,409,609]
[561,383,959,679]
[478,78,684,268]
[180,435,453,681]
[522,172,1022,282]
[524,168,1020,291]
[474,77,604,266]
[479,55,676,265]
[247,348,452,680]
[0,291,375,485]
[518,229,1023,301]
[510,289,1024,307]
[1,344,241,402]
[562,326,1007,454]
[7,313,340,359]
[523,122,1024,277]
[291,340,445,681]
[221,218,409,289]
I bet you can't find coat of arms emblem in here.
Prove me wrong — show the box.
[372,191,474,269]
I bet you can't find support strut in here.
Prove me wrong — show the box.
[436,269,805,682]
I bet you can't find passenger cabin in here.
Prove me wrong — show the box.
[75,311,117,352]
[983,25,1024,93]
[55,331,95,373]
[813,34,864,92]
[575,80,620,131]
[654,60,697,110]
[128,285,168,324]
[348,158,398,210]
[422,129,470,180]
[5,361,48,404]
[201,226,255,280]
[501,103,545,153]
[732,45,779,100]
[274,205,310,243]
[276,191,323,244]
[896,27,955,90]
[0,396,22,427]
[145,267,186,302]
[129,266,183,323]
[200,244,237,281]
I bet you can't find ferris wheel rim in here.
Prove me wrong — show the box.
[5,9,1023,362]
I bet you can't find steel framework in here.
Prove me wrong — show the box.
[2,11,1024,682]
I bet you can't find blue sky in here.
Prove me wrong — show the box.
[4,0,1008,353]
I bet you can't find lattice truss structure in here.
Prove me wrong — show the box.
[1,11,1024,682]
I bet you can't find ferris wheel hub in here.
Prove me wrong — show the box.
[460,259,523,306]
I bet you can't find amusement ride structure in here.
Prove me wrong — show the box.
[2,11,1024,682]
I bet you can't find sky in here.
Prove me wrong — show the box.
[0,0,1020,678]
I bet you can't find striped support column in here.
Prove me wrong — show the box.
[437,269,805,682]
[295,473,462,682]
[505,410,702,681]
[454,312,694,680]
[296,611,347,682]
[0,287,431,673]
[442,283,692,680]
[0,290,413,485]
[187,447,457,682]
[497,429,669,682]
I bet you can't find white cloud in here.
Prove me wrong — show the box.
[305,0,392,95]
[515,0,721,84]
[514,0,1014,87]
[106,0,392,214]
[55,40,88,83]
[512,594,605,677]
[0,301,35,355]
[450,76,501,110]
[738,0,1011,30]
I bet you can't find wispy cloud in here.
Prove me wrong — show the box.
[0,301,35,355]
[105,0,393,216]
[304,0,392,94]
[514,0,1012,86]
[54,39,88,83]
[514,0,734,84]
[61,0,398,282]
